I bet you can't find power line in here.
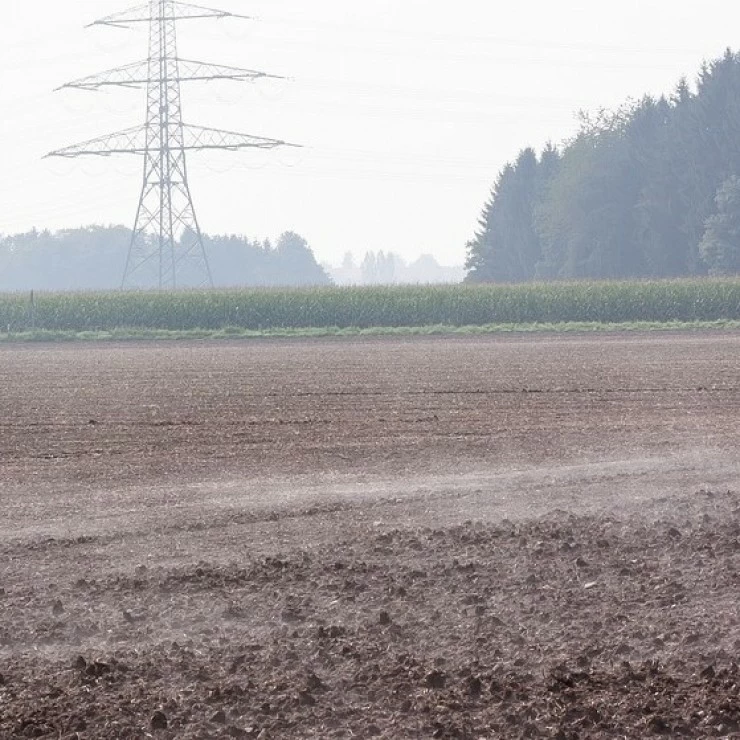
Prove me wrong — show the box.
[46,0,298,290]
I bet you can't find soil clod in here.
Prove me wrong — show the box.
[3,337,740,739]
[150,711,168,731]
[425,670,447,689]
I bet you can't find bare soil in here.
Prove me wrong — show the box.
[0,333,739,738]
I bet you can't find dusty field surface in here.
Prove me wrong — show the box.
[1,333,739,738]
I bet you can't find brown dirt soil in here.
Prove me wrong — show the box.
[1,333,739,739]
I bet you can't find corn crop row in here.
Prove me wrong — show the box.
[2,280,740,333]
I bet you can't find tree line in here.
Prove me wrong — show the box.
[467,49,740,282]
[0,227,330,291]
[329,251,464,286]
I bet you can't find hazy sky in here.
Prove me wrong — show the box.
[1,1,739,266]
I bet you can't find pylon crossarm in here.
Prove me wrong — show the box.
[45,124,298,158]
[57,62,150,91]
[58,60,282,91]
[88,2,251,28]
[86,3,152,27]
[53,0,297,290]
[178,60,284,83]
[183,125,300,151]
[45,127,146,157]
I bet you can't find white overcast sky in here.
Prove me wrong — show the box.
[1,1,738,265]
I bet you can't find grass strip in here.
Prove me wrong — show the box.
[2,320,739,344]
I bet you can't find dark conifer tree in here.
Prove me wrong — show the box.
[700,175,740,273]
[467,49,740,282]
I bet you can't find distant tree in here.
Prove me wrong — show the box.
[465,179,500,282]
[0,226,330,291]
[632,94,689,277]
[402,254,464,284]
[274,231,331,286]
[360,252,378,284]
[327,251,462,286]
[466,158,531,283]
[538,104,651,279]
[375,251,397,283]
[700,176,740,274]
[356,251,402,284]
[533,144,563,278]
[0,226,130,291]
[341,251,355,271]
[467,49,740,282]
[468,148,556,283]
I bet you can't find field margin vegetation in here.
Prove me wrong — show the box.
[2,280,740,341]
[2,320,740,344]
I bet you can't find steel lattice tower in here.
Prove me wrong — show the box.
[48,1,296,289]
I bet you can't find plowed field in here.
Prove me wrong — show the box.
[1,333,739,738]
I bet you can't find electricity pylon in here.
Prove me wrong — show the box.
[48,1,297,290]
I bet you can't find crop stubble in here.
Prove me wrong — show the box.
[0,333,739,738]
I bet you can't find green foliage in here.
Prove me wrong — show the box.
[2,280,740,334]
[0,227,330,291]
[468,49,740,282]
[4,320,740,344]
[467,148,551,283]
[700,176,740,274]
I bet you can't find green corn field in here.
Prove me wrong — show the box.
[2,279,740,334]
